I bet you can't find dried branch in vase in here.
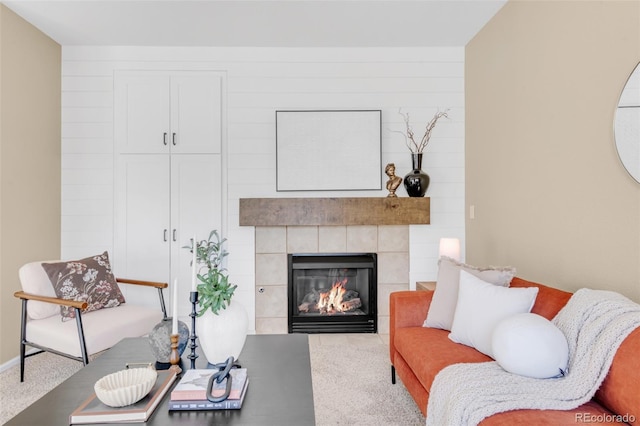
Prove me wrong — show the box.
[395,109,450,154]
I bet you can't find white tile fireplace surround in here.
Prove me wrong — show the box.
[254,225,409,335]
[256,225,409,334]
[240,197,430,336]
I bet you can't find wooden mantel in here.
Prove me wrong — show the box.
[239,197,430,226]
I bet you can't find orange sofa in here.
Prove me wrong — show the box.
[390,277,640,425]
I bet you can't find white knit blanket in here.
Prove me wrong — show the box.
[426,288,640,426]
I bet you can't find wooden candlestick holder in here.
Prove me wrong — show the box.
[169,334,182,374]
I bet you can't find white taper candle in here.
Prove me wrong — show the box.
[191,235,198,292]
[172,278,178,334]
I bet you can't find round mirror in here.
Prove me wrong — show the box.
[615,62,640,182]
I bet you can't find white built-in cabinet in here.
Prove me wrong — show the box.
[113,71,223,314]
[115,73,222,154]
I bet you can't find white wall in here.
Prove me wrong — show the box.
[61,46,465,332]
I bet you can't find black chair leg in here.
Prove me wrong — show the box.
[391,365,396,384]
[74,308,89,365]
[19,345,26,382]
[157,287,168,320]
[19,299,27,382]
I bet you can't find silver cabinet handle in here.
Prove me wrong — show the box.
[172,133,177,146]
[163,132,168,146]
[163,229,168,242]
[173,229,177,242]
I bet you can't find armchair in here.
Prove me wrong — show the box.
[14,259,168,382]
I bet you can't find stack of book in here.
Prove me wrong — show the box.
[168,368,249,411]
[69,370,179,424]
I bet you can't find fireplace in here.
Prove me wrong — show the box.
[288,253,377,333]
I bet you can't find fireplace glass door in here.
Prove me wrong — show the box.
[288,253,377,333]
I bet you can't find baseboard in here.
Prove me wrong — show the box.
[0,348,39,374]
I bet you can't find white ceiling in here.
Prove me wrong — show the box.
[2,0,507,47]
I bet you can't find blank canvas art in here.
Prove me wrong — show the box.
[276,110,382,191]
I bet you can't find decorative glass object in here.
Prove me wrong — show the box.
[148,318,189,365]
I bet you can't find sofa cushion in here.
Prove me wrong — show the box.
[394,326,492,393]
[492,313,568,379]
[19,261,60,320]
[424,257,516,331]
[449,271,538,357]
[42,252,125,321]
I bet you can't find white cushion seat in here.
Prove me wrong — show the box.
[26,304,163,358]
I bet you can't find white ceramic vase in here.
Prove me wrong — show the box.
[197,300,248,365]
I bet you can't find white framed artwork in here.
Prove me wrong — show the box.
[275,110,382,191]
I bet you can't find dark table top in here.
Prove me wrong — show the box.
[6,334,316,426]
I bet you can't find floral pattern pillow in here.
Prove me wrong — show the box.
[42,252,125,321]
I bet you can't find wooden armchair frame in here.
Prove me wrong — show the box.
[14,278,167,382]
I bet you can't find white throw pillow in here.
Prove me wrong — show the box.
[492,313,569,379]
[424,257,516,330]
[448,270,539,357]
[19,261,60,319]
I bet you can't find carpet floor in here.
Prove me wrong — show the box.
[0,334,424,425]
[309,334,424,426]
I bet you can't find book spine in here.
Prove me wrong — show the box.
[169,391,206,401]
[170,389,243,401]
[168,399,242,411]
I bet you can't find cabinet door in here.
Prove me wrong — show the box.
[170,75,222,154]
[170,154,222,316]
[114,155,171,307]
[115,74,170,154]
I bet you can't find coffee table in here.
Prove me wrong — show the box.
[6,334,316,425]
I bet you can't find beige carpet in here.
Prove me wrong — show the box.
[1,334,424,425]
[309,334,424,426]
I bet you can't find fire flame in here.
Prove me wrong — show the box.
[317,278,348,314]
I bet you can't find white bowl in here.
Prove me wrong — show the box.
[94,367,157,407]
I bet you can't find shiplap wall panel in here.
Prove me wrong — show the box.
[61,46,465,333]
[228,76,463,92]
[62,138,113,154]
[62,107,112,121]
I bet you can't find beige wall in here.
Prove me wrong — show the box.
[466,0,640,301]
[0,5,61,364]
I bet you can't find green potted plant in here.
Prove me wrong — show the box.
[185,230,248,364]
[191,230,236,315]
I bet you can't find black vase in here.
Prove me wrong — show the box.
[403,153,430,197]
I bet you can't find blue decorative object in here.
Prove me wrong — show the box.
[148,318,189,364]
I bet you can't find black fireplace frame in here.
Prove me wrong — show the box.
[287,253,377,334]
